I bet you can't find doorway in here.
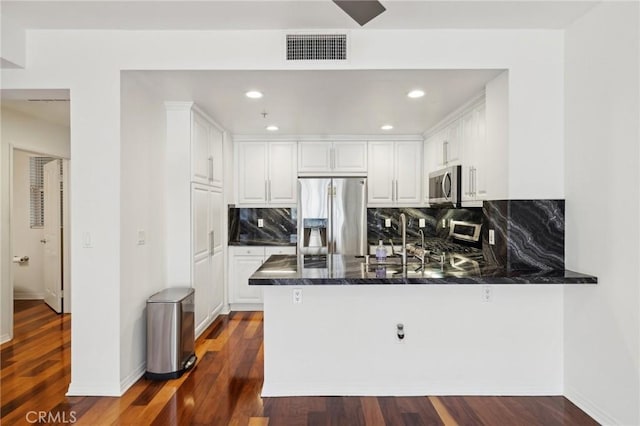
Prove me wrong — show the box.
[11,150,69,313]
[1,91,71,342]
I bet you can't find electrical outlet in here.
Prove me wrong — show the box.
[489,229,495,245]
[442,219,447,228]
[258,219,264,228]
[419,218,426,228]
[482,285,492,302]
[385,218,392,228]
[137,229,146,245]
[292,288,303,304]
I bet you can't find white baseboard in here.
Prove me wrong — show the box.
[66,382,123,397]
[13,292,44,300]
[565,386,621,425]
[120,362,146,395]
[0,333,11,344]
[228,303,263,312]
[195,313,217,338]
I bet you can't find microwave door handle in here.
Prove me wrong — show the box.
[442,172,450,201]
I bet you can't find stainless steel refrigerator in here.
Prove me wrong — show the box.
[298,177,367,256]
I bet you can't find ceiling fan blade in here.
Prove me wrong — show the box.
[333,1,386,26]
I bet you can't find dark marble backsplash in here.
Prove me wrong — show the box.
[483,200,565,271]
[228,207,297,245]
[367,207,483,247]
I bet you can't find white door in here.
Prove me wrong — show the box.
[333,141,368,173]
[395,141,422,205]
[191,112,212,185]
[268,142,297,204]
[192,184,212,332]
[237,142,267,204]
[367,142,394,205]
[43,160,62,313]
[298,141,332,173]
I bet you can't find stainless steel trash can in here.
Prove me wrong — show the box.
[145,288,197,380]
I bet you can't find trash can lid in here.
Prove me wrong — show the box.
[147,287,194,303]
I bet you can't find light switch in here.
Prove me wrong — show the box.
[419,218,426,228]
[489,229,495,245]
[137,229,146,245]
[82,232,93,248]
[385,218,392,228]
[258,219,264,228]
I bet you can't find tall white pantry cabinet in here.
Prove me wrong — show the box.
[165,102,225,337]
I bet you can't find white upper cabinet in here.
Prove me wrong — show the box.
[237,142,268,204]
[298,141,367,175]
[237,141,297,205]
[191,107,224,187]
[368,141,422,206]
[461,104,487,205]
[166,102,224,188]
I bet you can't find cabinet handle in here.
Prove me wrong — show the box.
[395,180,399,202]
[208,156,214,182]
[209,230,215,255]
[472,167,477,196]
[265,180,268,202]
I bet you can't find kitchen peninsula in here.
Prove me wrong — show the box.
[251,254,596,397]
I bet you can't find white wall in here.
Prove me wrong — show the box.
[0,107,70,342]
[12,150,44,299]
[564,2,640,425]
[0,28,566,394]
[119,74,167,391]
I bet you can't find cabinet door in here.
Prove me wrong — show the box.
[237,142,267,204]
[231,254,265,304]
[461,111,476,202]
[192,184,212,333]
[444,120,461,165]
[210,251,224,317]
[473,105,487,199]
[333,141,367,173]
[191,112,212,185]
[298,142,332,173]
[268,142,297,204]
[210,189,223,253]
[394,141,422,205]
[367,142,394,205]
[210,124,224,188]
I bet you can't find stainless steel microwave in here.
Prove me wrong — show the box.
[428,165,462,207]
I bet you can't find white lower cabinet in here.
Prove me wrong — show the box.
[229,246,296,308]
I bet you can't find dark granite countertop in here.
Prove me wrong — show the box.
[249,255,597,285]
[229,241,297,247]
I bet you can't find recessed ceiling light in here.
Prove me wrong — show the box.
[266,125,279,131]
[245,91,263,99]
[407,90,425,99]
[381,124,393,130]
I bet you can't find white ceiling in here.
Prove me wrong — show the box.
[131,69,504,135]
[1,92,70,128]
[2,1,599,30]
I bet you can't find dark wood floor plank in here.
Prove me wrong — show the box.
[1,303,599,426]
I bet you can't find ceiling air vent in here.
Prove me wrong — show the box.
[286,34,347,61]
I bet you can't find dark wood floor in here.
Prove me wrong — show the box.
[1,300,599,425]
